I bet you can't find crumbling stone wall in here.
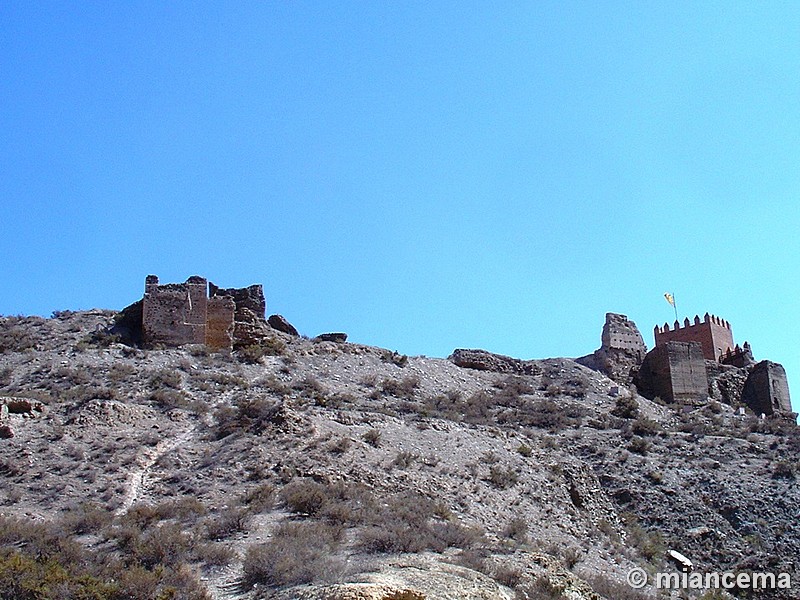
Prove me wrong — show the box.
[705,361,748,406]
[142,276,208,347]
[601,313,647,356]
[206,296,236,350]
[635,341,708,404]
[742,361,792,415]
[654,313,735,361]
[209,283,266,321]
[577,313,646,385]
[140,275,265,350]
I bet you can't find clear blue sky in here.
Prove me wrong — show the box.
[2,2,798,406]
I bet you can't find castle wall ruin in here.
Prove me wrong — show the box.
[205,296,236,350]
[636,341,708,404]
[602,313,647,357]
[576,313,647,385]
[141,275,266,350]
[142,275,208,347]
[742,360,792,415]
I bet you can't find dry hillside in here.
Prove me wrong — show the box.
[0,310,798,600]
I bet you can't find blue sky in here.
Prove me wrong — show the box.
[2,2,799,405]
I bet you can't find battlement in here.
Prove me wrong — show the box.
[654,312,734,362]
[721,342,755,368]
[654,313,731,335]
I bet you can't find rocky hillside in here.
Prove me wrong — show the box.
[0,310,798,600]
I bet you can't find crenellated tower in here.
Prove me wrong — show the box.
[654,313,735,362]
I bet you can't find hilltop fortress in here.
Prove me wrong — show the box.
[115,275,792,419]
[579,312,792,417]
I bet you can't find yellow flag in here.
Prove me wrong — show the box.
[664,293,675,306]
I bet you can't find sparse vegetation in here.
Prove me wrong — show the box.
[1,309,799,600]
[362,428,382,447]
[243,521,343,587]
[381,350,409,367]
[611,395,640,419]
[627,436,651,455]
[502,517,529,543]
[0,514,210,600]
[487,465,519,489]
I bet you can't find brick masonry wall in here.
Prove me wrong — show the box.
[655,315,734,361]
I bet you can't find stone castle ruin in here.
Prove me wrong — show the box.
[116,275,791,417]
[114,275,299,351]
[577,313,647,384]
[581,312,792,417]
[142,275,238,350]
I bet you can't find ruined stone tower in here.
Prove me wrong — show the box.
[141,275,263,350]
[576,313,647,384]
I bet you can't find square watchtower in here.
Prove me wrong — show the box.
[654,313,734,362]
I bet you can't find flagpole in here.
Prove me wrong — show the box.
[673,294,678,323]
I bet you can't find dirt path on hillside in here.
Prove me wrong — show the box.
[115,424,197,515]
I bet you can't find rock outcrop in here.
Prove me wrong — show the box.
[315,333,348,343]
[450,348,540,375]
[269,314,300,337]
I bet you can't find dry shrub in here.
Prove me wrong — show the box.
[515,576,563,599]
[241,483,275,513]
[357,492,482,554]
[631,417,662,436]
[58,502,114,535]
[380,376,420,400]
[362,428,382,447]
[149,368,182,390]
[150,388,190,410]
[503,517,529,543]
[118,522,194,569]
[585,572,650,600]
[0,316,42,353]
[214,395,287,438]
[494,565,522,588]
[487,465,519,489]
[242,521,343,587]
[0,515,210,600]
[280,479,333,516]
[204,506,251,540]
[391,451,417,469]
[611,396,640,419]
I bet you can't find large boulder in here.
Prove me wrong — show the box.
[268,314,299,337]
